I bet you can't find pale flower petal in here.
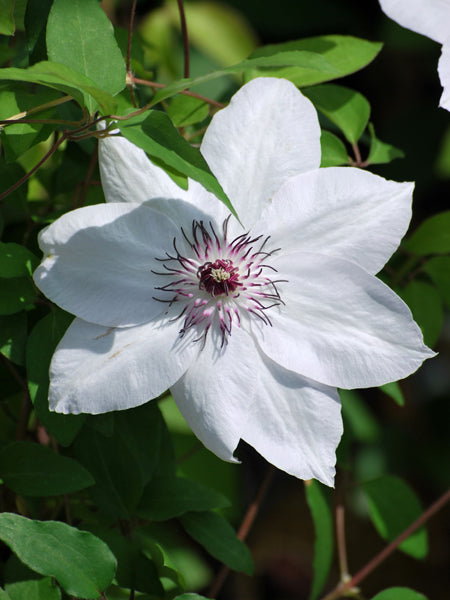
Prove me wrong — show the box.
[200,77,321,228]
[438,42,450,110]
[257,252,435,389]
[172,326,342,485]
[254,167,413,275]
[34,203,180,327]
[50,317,198,414]
[378,0,450,44]
[99,132,189,203]
[242,356,342,486]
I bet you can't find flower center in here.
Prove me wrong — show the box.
[198,259,240,296]
[153,217,284,345]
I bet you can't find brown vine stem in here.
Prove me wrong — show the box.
[336,504,349,581]
[319,487,450,600]
[176,0,190,79]
[207,465,276,599]
[0,132,67,202]
[0,95,73,129]
[131,77,226,108]
[126,0,138,107]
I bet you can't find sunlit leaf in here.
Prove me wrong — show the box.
[0,513,116,599]
[168,95,209,127]
[0,0,15,35]
[320,130,349,167]
[248,35,382,86]
[0,62,118,114]
[303,84,370,144]
[46,0,126,112]
[367,123,404,165]
[150,51,339,105]
[119,112,235,215]
[371,588,428,600]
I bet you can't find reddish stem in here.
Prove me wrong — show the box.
[131,77,225,108]
[127,0,138,107]
[0,133,67,202]
[207,465,275,598]
[176,0,190,79]
[320,487,450,600]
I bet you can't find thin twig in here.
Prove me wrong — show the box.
[0,95,73,129]
[0,132,67,202]
[176,0,190,79]
[319,488,450,600]
[207,465,276,598]
[336,504,350,581]
[78,142,99,207]
[131,77,225,108]
[126,0,138,107]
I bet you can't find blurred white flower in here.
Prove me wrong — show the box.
[379,0,450,110]
[34,78,434,486]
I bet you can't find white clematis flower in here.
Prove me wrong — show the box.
[379,0,450,111]
[34,78,434,486]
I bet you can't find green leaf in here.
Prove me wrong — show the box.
[0,513,116,599]
[362,475,428,559]
[46,0,125,109]
[26,310,86,446]
[179,511,253,575]
[340,389,380,442]
[0,0,15,35]
[422,256,450,308]
[303,84,371,144]
[367,123,404,165]
[5,577,61,600]
[403,211,450,255]
[320,130,349,167]
[248,35,382,87]
[137,477,230,521]
[0,587,11,600]
[0,242,38,278]
[168,95,209,127]
[174,595,211,600]
[399,280,443,346]
[119,113,235,215]
[85,526,164,597]
[0,312,27,365]
[72,422,144,518]
[379,381,405,407]
[113,402,165,486]
[150,51,339,106]
[0,62,118,114]
[305,480,334,600]
[0,88,60,161]
[0,441,94,497]
[371,588,428,600]
[0,277,37,315]
[24,0,54,64]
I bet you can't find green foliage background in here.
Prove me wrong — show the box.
[0,1,448,599]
